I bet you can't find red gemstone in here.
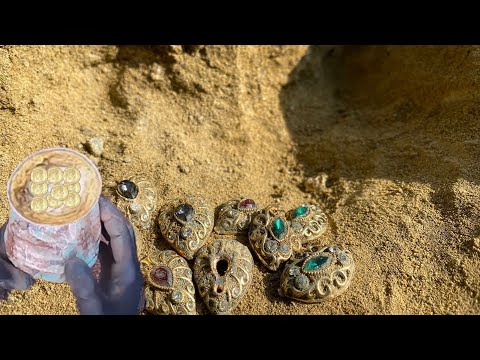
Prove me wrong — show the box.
[150,265,173,288]
[238,198,256,210]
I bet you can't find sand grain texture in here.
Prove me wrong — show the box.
[1,45,479,314]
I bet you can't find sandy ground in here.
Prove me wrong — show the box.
[0,45,479,314]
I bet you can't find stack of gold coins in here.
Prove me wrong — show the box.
[30,166,49,213]
[63,167,81,208]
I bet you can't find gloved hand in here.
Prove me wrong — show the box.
[65,196,145,315]
[0,223,35,300]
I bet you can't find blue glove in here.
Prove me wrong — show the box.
[0,223,35,300]
[64,196,145,315]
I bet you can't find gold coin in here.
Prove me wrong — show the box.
[64,192,81,208]
[47,194,64,209]
[47,167,64,184]
[64,167,81,184]
[29,182,48,196]
[31,197,48,213]
[66,182,81,193]
[30,167,48,183]
[50,184,68,201]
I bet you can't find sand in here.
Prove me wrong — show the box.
[0,45,479,314]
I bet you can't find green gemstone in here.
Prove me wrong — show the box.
[292,206,309,218]
[271,218,286,239]
[304,256,331,271]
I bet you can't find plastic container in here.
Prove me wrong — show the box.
[4,147,102,283]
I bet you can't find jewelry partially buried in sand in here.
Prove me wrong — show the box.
[287,204,328,244]
[248,204,301,272]
[193,239,253,315]
[158,196,214,260]
[279,244,355,303]
[112,177,157,230]
[214,197,258,235]
[141,250,197,315]
[29,166,82,213]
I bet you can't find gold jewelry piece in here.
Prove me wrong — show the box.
[194,239,253,315]
[141,250,196,315]
[248,204,300,271]
[158,196,214,260]
[279,244,355,303]
[214,197,258,235]
[287,204,328,243]
[107,177,157,230]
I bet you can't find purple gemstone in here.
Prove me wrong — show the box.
[238,198,256,210]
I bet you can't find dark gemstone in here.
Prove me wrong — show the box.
[174,203,195,222]
[238,198,256,210]
[117,180,139,199]
[150,265,173,288]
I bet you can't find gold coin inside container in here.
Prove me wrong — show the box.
[66,182,81,193]
[64,192,81,208]
[47,167,64,184]
[31,197,48,213]
[64,167,81,184]
[47,194,64,209]
[50,184,68,201]
[31,166,48,183]
[29,182,48,196]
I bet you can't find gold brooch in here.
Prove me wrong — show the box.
[214,197,258,235]
[104,176,157,230]
[193,239,253,314]
[279,244,355,303]
[158,195,214,260]
[248,204,300,271]
[141,250,196,315]
[287,204,328,243]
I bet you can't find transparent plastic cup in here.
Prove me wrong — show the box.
[4,147,102,283]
